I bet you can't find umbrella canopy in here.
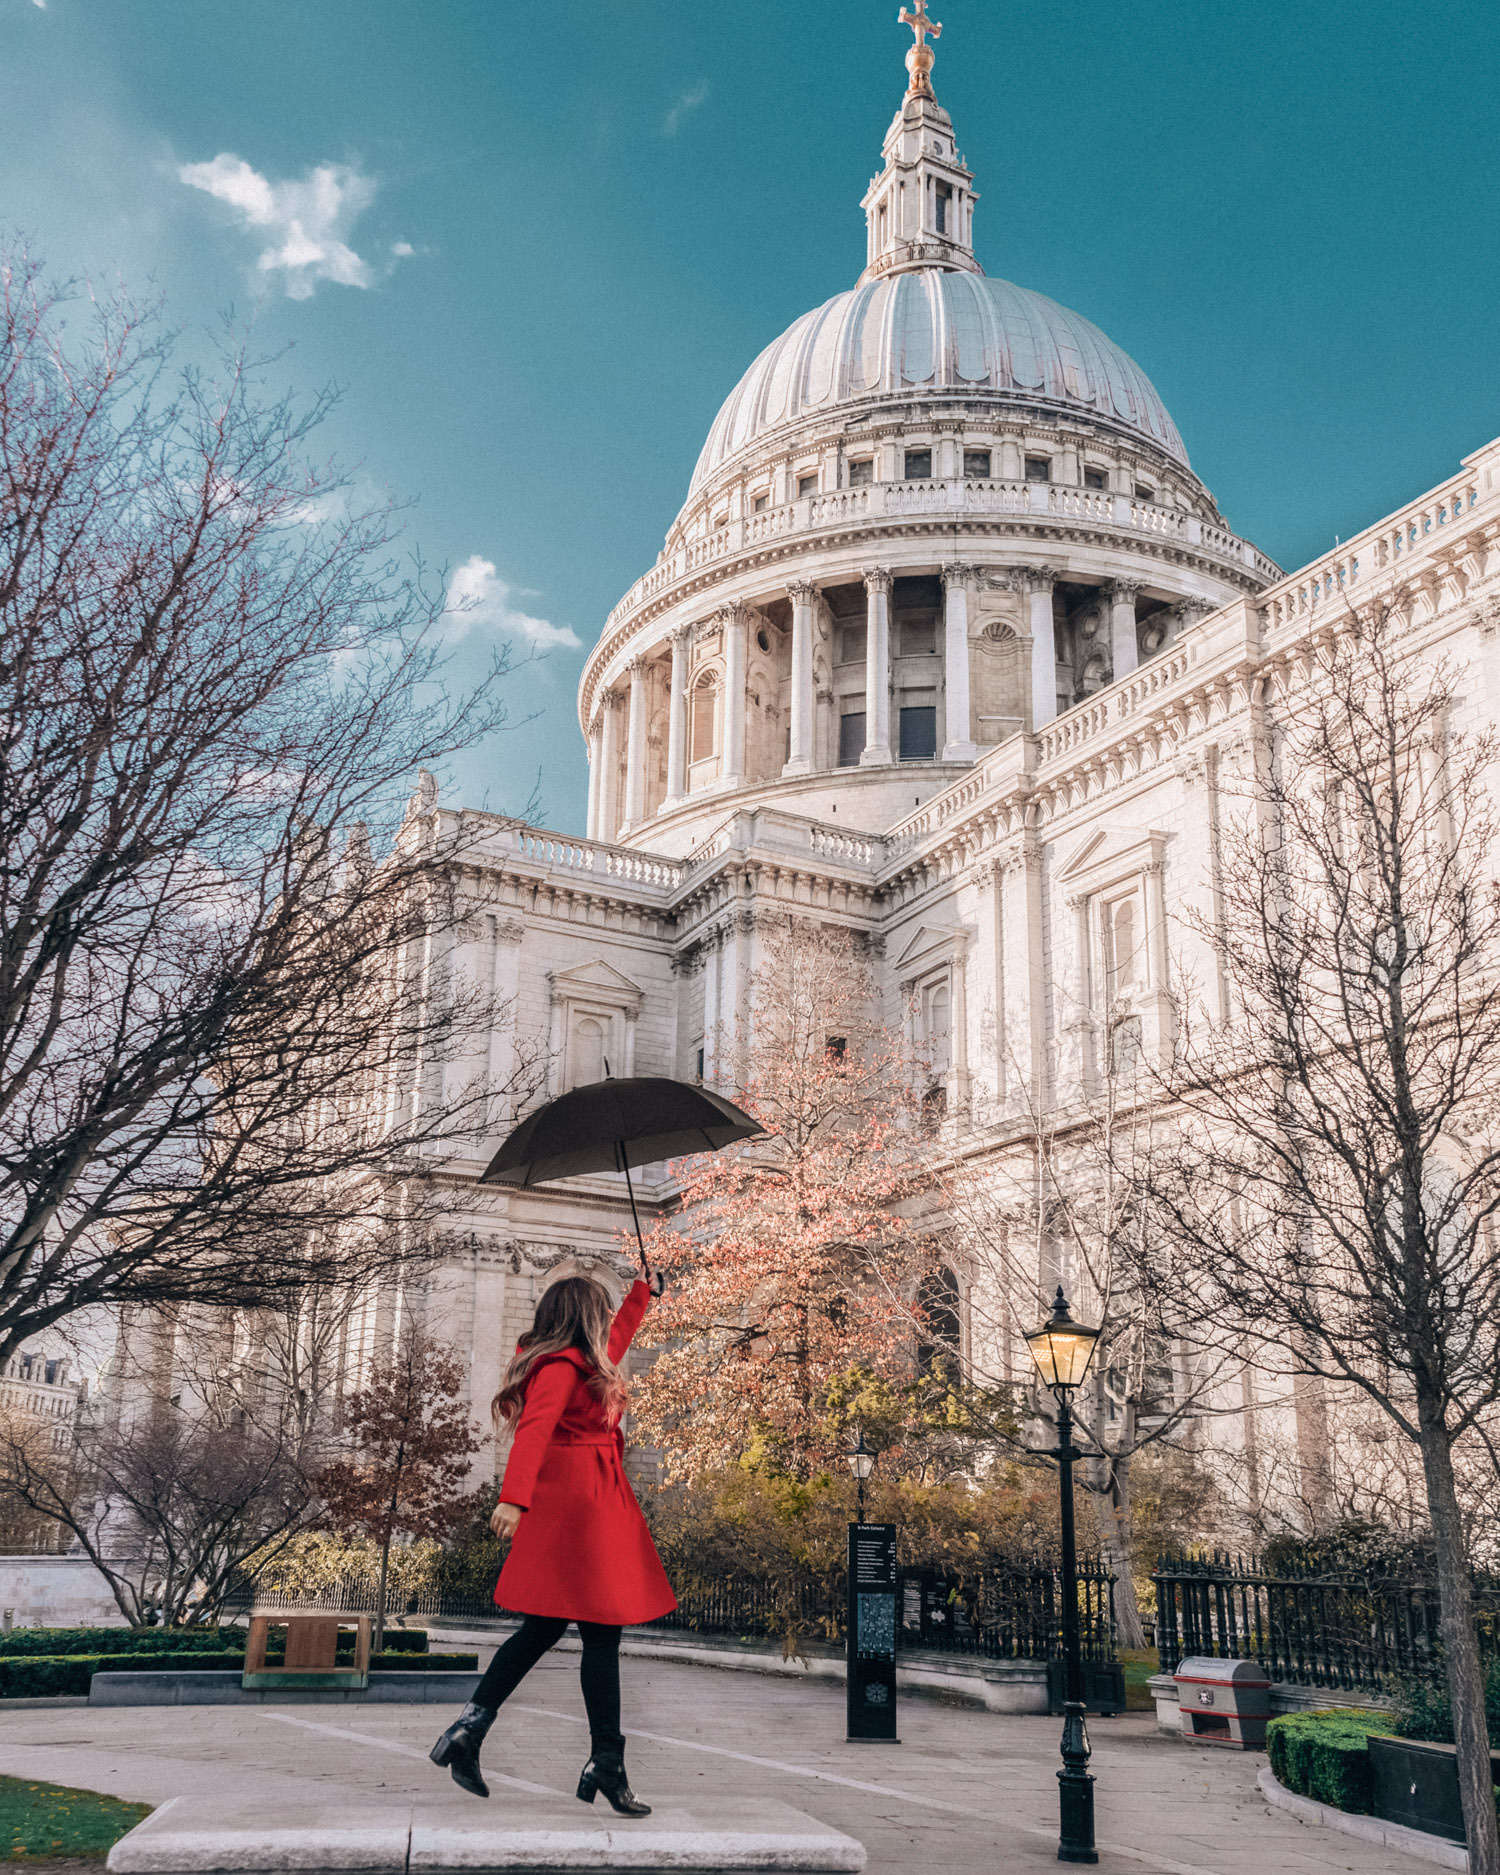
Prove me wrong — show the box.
[480,1076,761,1189]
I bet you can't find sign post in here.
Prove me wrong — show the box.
[846,1521,899,1742]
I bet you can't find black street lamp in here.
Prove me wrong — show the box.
[845,1424,877,1522]
[1025,1286,1103,1866]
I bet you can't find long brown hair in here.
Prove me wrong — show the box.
[492,1275,629,1428]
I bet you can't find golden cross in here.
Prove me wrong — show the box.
[899,0,942,53]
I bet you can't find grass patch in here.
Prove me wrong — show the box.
[0,1774,149,1861]
[1118,1648,1159,1712]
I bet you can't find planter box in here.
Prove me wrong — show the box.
[1369,1735,1500,1844]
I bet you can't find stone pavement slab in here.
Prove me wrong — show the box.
[106,1792,863,1873]
[0,1648,1447,1874]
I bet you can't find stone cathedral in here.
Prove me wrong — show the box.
[406,11,1500,1511]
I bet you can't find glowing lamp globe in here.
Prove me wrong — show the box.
[1024,1287,1101,1393]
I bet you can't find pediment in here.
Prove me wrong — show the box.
[1057,825,1171,893]
[548,958,645,1008]
[893,921,970,976]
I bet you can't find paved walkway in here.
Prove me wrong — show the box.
[0,1649,1439,1874]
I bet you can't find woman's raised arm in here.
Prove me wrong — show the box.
[607,1279,652,1363]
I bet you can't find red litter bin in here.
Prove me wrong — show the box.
[1173,1656,1271,1748]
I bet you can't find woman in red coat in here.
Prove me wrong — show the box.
[430,1271,675,1812]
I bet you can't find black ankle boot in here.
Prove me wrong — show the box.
[576,1735,650,1817]
[429,1700,497,1799]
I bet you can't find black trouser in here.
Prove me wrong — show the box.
[473,1615,622,1746]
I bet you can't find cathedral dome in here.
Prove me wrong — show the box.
[690,269,1188,496]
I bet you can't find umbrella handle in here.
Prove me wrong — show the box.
[618,1144,651,1280]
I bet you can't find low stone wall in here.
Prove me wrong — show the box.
[0,1555,126,1630]
[434,1622,1053,1715]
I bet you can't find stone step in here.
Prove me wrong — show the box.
[106,1793,867,1873]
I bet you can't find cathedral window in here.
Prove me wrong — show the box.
[904,448,933,480]
[569,1015,606,1089]
[1024,456,1051,483]
[917,1265,961,1374]
[797,472,819,497]
[934,182,952,235]
[752,491,769,513]
[1084,467,1108,491]
[1101,889,1144,1001]
[899,704,937,761]
[838,712,866,767]
[691,677,718,764]
[963,449,991,479]
[1134,482,1155,502]
[848,457,873,486]
[838,624,866,664]
[900,618,936,656]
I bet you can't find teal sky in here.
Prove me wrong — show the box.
[7,0,1499,835]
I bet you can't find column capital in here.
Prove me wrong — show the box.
[1110,580,1142,603]
[942,562,976,591]
[598,685,623,711]
[668,623,696,648]
[1019,565,1058,594]
[715,599,750,629]
[786,580,820,606]
[862,566,893,595]
[625,654,650,679]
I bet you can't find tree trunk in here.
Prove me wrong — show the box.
[373,1534,391,1655]
[1093,1454,1147,1651]
[1417,1392,1498,1875]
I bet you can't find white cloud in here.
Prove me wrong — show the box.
[444,557,580,652]
[663,81,709,136]
[177,153,406,300]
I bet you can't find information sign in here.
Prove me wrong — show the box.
[846,1521,898,1741]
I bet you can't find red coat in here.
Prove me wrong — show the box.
[494,1280,676,1626]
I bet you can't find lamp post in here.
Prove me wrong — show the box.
[1025,1286,1103,1866]
[846,1424,877,1522]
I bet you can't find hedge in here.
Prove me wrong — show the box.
[0,1626,240,1658]
[0,1624,433,1660]
[1266,1709,1397,1813]
[0,1645,473,1699]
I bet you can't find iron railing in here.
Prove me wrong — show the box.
[1153,1551,1500,1693]
[231,1559,1117,1663]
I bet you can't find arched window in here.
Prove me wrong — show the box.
[691,677,718,764]
[917,1265,961,1375]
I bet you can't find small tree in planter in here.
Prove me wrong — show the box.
[316,1329,480,1648]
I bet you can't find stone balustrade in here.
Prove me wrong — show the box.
[594,478,1279,675]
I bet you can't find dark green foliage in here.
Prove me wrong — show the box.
[0,1771,149,1859]
[0,1626,240,1657]
[0,1639,472,1698]
[362,1628,428,1654]
[1392,1655,1500,1746]
[1266,1709,1397,1812]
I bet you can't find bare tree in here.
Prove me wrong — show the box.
[0,1334,320,1627]
[0,246,533,1362]
[1138,605,1500,1873]
[940,1085,1225,1649]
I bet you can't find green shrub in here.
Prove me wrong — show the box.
[1266,1708,1396,1813]
[0,1642,473,1698]
[371,1651,476,1672]
[0,1626,240,1658]
[1391,1655,1500,1746]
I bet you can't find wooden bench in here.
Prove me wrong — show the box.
[242,1613,372,1690]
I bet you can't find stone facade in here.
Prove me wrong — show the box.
[403,32,1500,1525]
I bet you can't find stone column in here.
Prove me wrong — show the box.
[664,627,690,807]
[1110,580,1140,679]
[1027,569,1059,730]
[596,687,621,842]
[784,581,817,775]
[585,717,604,839]
[941,564,977,761]
[861,568,892,764]
[622,659,649,831]
[721,603,748,785]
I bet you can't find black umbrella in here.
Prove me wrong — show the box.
[480,1075,762,1272]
